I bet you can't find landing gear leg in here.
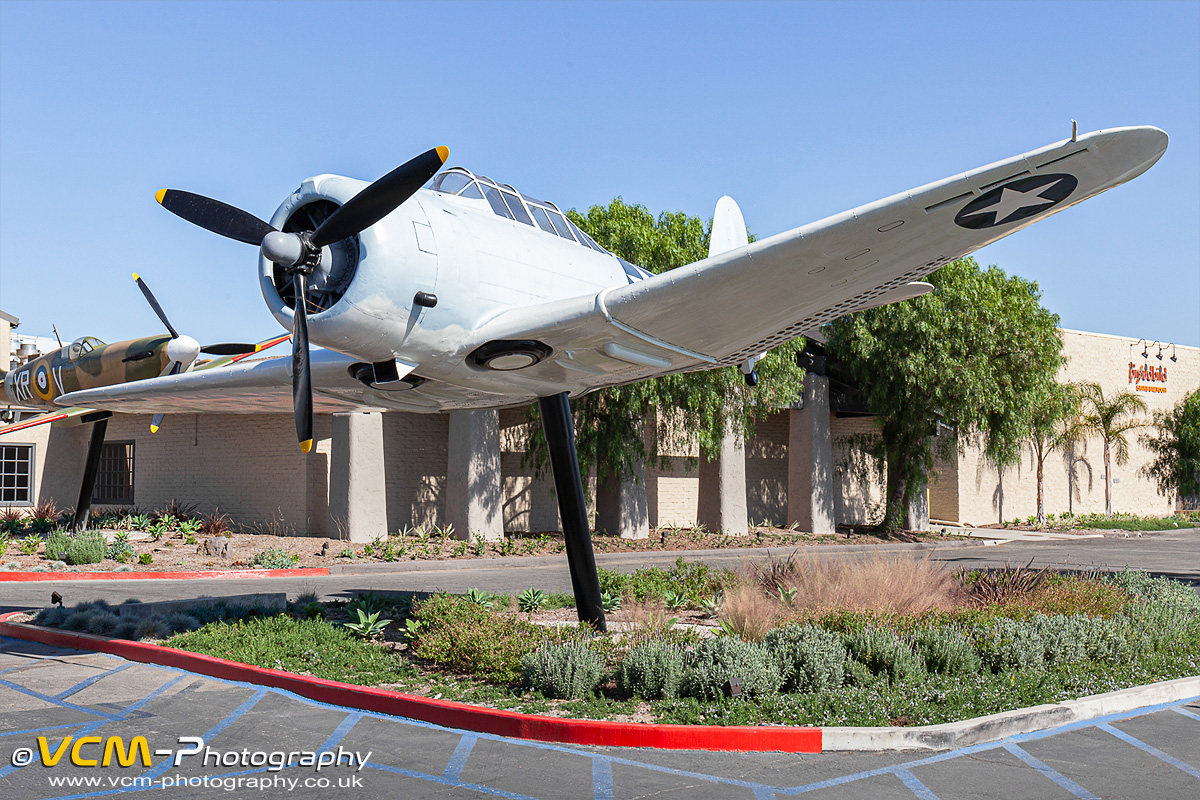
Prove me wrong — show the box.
[538,392,606,632]
[72,418,109,531]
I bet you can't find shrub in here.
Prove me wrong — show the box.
[518,587,546,613]
[409,594,539,683]
[598,557,730,604]
[33,606,71,627]
[164,613,202,634]
[85,612,121,635]
[617,642,687,699]
[253,548,297,569]
[44,531,106,565]
[763,623,847,692]
[138,553,153,565]
[107,532,135,563]
[845,627,923,683]
[18,535,42,555]
[716,582,784,641]
[913,627,981,675]
[111,621,138,640]
[682,636,783,700]
[973,618,1044,672]
[752,551,963,616]
[521,643,605,699]
[1110,570,1200,615]
[843,659,878,687]
[134,616,172,640]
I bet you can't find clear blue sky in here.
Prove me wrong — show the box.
[2,0,1197,353]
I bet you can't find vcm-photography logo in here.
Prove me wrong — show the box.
[10,734,371,771]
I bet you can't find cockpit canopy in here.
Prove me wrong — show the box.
[67,336,104,361]
[430,168,610,254]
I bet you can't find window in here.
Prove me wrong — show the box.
[92,441,134,505]
[0,444,32,504]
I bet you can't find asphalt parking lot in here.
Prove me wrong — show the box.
[1,638,1197,800]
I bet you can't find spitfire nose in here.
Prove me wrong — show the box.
[166,335,201,367]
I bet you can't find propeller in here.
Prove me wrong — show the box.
[155,146,449,451]
[134,273,260,359]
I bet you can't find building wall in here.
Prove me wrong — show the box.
[830,416,886,526]
[953,331,1198,524]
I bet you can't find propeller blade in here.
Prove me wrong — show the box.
[156,189,276,245]
[133,273,179,339]
[201,343,259,356]
[150,362,183,433]
[310,146,449,248]
[292,274,313,453]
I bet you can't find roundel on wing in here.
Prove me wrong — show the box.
[954,173,1078,229]
[33,364,55,401]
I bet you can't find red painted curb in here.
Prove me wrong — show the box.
[0,567,329,582]
[0,613,821,753]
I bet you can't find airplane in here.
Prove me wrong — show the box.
[1,276,288,527]
[57,124,1169,628]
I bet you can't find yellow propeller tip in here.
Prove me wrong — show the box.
[155,189,168,204]
[300,439,313,453]
[132,272,141,281]
[436,146,449,163]
[149,425,159,434]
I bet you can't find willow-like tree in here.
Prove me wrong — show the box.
[524,198,806,488]
[1076,382,1148,515]
[1140,389,1200,506]
[825,257,1064,531]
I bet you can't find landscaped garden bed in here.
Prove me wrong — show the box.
[0,499,965,574]
[21,554,1200,728]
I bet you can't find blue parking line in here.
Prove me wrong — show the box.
[1004,743,1100,800]
[1171,705,1200,722]
[592,757,613,800]
[52,664,131,700]
[0,722,85,737]
[1097,721,1200,778]
[894,768,940,799]
[315,710,362,756]
[366,759,544,799]
[443,732,477,782]
[0,678,126,721]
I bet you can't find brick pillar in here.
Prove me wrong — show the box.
[595,459,649,539]
[696,418,748,535]
[328,411,387,543]
[787,375,836,534]
[446,409,503,542]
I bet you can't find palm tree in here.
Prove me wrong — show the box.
[1077,382,1148,515]
[1026,382,1084,526]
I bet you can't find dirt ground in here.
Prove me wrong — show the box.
[0,524,959,574]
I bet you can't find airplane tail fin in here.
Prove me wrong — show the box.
[708,196,749,258]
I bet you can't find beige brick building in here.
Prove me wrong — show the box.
[1,321,1195,535]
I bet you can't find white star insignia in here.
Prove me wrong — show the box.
[967,178,1066,225]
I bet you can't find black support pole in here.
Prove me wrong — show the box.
[72,418,108,531]
[538,392,606,631]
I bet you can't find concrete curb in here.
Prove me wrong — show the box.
[823,677,1200,750]
[1,612,1193,753]
[0,567,329,582]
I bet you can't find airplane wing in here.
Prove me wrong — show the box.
[59,349,376,415]
[54,126,1166,416]
[0,407,109,435]
[476,125,1167,375]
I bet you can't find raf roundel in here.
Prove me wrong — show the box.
[33,364,54,402]
[954,173,1078,229]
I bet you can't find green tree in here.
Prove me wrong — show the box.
[1139,389,1200,506]
[1076,382,1148,515]
[825,258,1064,531]
[525,198,806,487]
[1025,382,1083,527]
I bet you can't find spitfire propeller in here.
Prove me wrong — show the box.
[155,146,449,451]
[132,273,267,433]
